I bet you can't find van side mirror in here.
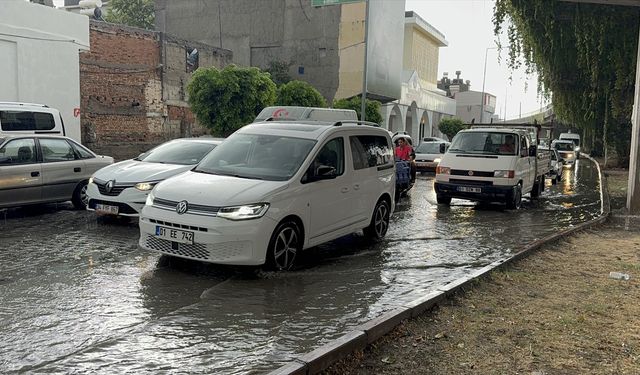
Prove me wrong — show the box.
[306,165,337,182]
[439,143,446,154]
[529,146,537,157]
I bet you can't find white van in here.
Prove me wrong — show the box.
[435,126,551,209]
[0,102,66,138]
[559,132,581,158]
[138,119,395,270]
[254,106,358,123]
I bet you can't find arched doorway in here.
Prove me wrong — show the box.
[406,102,418,141]
[419,111,430,142]
[388,105,402,133]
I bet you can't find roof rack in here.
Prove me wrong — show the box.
[333,120,380,127]
[0,102,49,108]
[263,117,299,122]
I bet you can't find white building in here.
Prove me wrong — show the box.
[454,90,497,124]
[0,0,89,141]
[380,11,456,142]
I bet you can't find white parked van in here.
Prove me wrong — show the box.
[435,126,551,209]
[254,106,358,123]
[138,119,395,270]
[0,102,66,137]
[559,132,581,158]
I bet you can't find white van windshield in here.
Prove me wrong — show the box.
[194,134,317,181]
[449,132,519,156]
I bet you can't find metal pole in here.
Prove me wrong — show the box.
[480,47,489,123]
[360,0,370,122]
[626,20,640,213]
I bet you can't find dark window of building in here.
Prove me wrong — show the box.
[298,66,304,75]
[186,47,199,73]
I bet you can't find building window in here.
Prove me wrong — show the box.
[298,66,305,75]
[186,47,199,73]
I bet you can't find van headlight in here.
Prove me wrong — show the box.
[434,158,441,164]
[89,176,94,184]
[145,191,155,206]
[494,170,515,178]
[217,203,270,220]
[436,166,450,175]
[135,182,155,191]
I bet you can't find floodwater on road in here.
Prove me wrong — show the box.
[0,159,601,374]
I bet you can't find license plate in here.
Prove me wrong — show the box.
[155,226,194,244]
[96,203,119,215]
[457,186,481,193]
[416,162,430,167]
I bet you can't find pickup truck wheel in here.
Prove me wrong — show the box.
[436,194,451,205]
[506,184,522,210]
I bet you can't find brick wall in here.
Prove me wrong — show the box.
[80,21,232,160]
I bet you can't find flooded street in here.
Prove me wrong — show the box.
[0,159,602,374]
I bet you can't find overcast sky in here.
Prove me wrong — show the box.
[405,0,548,119]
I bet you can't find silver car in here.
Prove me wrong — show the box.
[0,134,113,209]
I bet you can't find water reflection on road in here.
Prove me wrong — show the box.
[0,159,601,374]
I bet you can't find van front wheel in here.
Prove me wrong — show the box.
[506,184,522,210]
[266,221,302,271]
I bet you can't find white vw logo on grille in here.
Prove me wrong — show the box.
[176,200,189,215]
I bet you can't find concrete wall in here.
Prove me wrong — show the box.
[0,0,89,142]
[81,21,232,160]
[335,2,366,100]
[155,0,342,102]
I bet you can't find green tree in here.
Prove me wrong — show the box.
[105,0,155,30]
[493,1,639,165]
[187,65,276,136]
[265,61,292,86]
[276,80,327,107]
[438,118,467,140]
[332,96,383,125]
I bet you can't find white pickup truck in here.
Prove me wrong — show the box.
[434,125,551,209]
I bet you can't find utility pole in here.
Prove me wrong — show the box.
[360,0,370,122]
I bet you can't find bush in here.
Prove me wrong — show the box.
[276,80,327,108]
[187,65,276,136]
[332,96,382,125]
[438,118,468,140]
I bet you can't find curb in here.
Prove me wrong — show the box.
[268,156,610,375]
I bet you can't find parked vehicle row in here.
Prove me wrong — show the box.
[2,103,578,272]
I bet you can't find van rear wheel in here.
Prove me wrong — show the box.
[364,199,390,240]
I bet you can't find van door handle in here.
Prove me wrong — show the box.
[74,167,81,173]
[31,171,40,177]
[341,187,350,193]
[353,184,360,190]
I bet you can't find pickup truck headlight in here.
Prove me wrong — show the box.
[436,166,450,175]
[494,170,515,178]
[145,191,155,206]
[217,203,270,221]
[434,158,442,164]
[135,182,155,191]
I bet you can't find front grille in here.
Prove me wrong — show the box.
[153,197,220,216]
[451,170,494,177]
[145,235,210,260]
[449,178,494,186]
[93,179,134,196]
[149,218,208,232]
